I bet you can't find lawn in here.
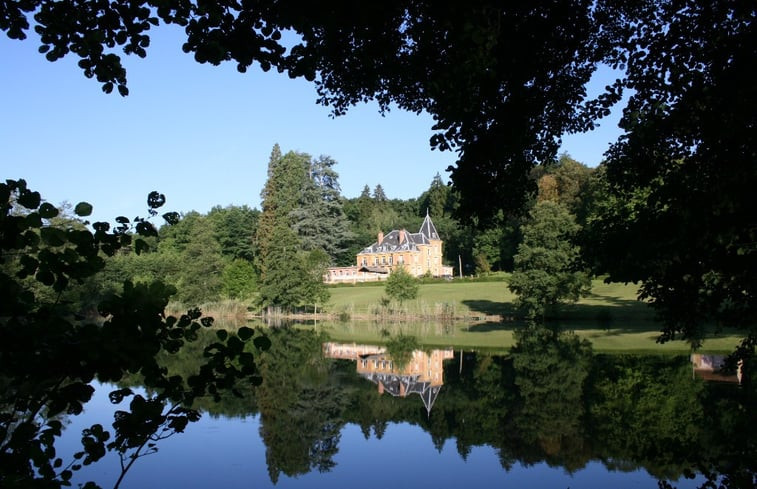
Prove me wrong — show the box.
[318,279,742,353]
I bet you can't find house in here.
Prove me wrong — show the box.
[322,342,455,414]
[324,212,453,283]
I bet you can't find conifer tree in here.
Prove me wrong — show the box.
[291,156,352,263]
[255,146,311,307]
[255,146,309,280]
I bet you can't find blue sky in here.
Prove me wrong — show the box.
[1,25,623,224]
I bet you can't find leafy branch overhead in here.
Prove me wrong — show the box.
[9,1,746,220]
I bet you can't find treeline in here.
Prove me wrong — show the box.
[63,147,601,311]
[156,327,754,486]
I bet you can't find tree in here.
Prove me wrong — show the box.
[508,201,590,319]
[384,266,419,305]
[0,180,269,488]
[207,204,260,262]
[372,184,387,203]
[586,2,757,352]
[291,155,352,263]
[222,258,257,299]
[257,222,308,309]
[300,248,331,310]
[418,173,450,219]
[255,147,309,288]
[6,1,757,351]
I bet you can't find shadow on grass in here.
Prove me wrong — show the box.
[466,321,521,333]
[462,296,661,334]
[461,300,518,318]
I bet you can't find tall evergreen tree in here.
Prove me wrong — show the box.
[291,156,352,263]
[255,146,309,280]
[258,222,309,308]
[372,184,387,203]
[420,173,449,218]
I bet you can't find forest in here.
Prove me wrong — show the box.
[17,147,597,314]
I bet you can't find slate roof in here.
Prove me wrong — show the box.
[419,211,440,241]
[359,213,440,255]
[360,371,443,414]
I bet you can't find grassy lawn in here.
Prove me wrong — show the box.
[318,279,742,353]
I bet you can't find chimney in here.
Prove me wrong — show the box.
[399,229,405,244]
[377,231,384,244]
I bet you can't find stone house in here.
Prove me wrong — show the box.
[325,212,453,283]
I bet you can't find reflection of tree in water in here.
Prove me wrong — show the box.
[255,327,348,483]
[587,355,705,480]
[130,328,755,488]
[509,325,593,471]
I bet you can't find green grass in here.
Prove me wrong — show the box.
[319,279,742,353]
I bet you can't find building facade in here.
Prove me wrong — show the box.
[325,212,453,283]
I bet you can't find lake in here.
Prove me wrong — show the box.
[46,327,757,488]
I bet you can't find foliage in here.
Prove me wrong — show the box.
[509,201,591,319]
[384,333,421,369]
[0,180,269,489]
[583,1,757,355]
[207,204,260,262]
[254,328,345,483]
[384,266,419,305]
[171,218,225,304]
[510,326,593,468]
[291,155,353,264]
[222,258,257,300]
[255,147,339,309]
[6,0,755,362]
[300,248,331,308]
[474,253,492,276]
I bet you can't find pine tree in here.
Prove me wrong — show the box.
[291,156,352,262]
[372,184,387,203]
[255,147,309,280]
[258,222,308,308]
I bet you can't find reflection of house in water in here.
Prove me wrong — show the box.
[691,353,743,384]
[323,342,454,414]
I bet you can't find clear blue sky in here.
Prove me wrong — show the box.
[1,25,623,224]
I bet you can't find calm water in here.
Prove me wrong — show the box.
[55,327,753,489]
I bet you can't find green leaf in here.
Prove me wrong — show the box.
[36,268,55,286]
[162,211,180,225]
[216,330,228,341]
[147,191,166,209]
[39,202,59,218]
[237,326,254,341]
[135,221,157,237]
[25,212,43,228]
[40,227,66,246]
[253,336,272,351]
[135,238,149,255]
[74,202,93,217]
[18,189,41,209]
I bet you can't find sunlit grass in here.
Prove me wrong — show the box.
[318,279,742,353]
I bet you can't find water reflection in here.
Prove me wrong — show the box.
[17,326,756,489]
[691,353,743,384]
[323,342,454,414]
